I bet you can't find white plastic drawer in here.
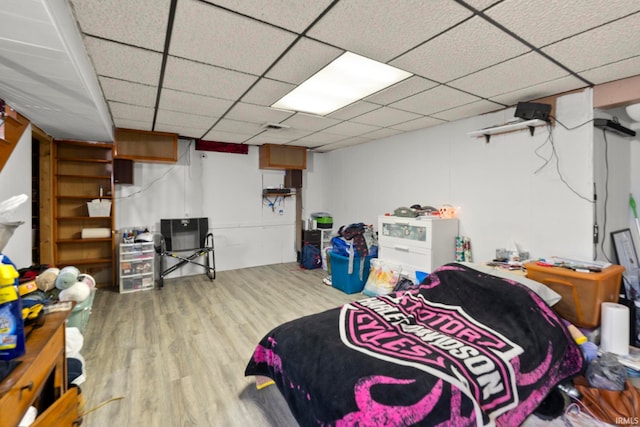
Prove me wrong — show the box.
[379,244,432,273]
[120,242,154,254]
[379,218,432,249]
[121,259,153,276]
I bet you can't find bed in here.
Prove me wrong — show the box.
[245,263,584,426]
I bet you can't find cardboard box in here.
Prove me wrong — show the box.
[525,262,625,328]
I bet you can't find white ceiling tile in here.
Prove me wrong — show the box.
[542,12,640,73]
[327,101,380,120]
[69,0,170,51]
[390,116,446,132]
[158,88,234,117]
[99,77,157,107]
[307,0,472,63]
[109,101,154,122]
[391,17,530,83]
[296,131,350,145]
[212,118,265,135]
[352,107,423,127]
[153,123,208,139]
[241,77,295,106]
[322,121,380,136]
[448,52,569,98]
[279,113,342,132]
[202,129,252,143]
[266,37,343,85]
[390,85,481,116]
[364,76,438,105]
[225,102,294,124]
[431,99,505,122]
[84,37,162,85]
[244,131,306,145]
[155,109,217,129]
[463,0,503,10]
[579,57,640,85]
[361,127,404,140]
[113,118,152,133]
[162,56,257,100]
[489,75,586,106]
[316,136,373,151]
[486,0,640,48]
[170,0,296,75]
[208,0,332,32]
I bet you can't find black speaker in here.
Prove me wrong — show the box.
[514,102,551,121]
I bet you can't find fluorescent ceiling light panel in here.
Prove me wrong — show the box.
[272,52,412,115]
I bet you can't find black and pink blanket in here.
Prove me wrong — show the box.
[245,263,584,426]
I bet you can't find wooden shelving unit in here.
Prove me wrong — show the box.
[54,140,114,287]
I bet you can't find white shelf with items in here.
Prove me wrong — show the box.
[468,119,548,143]
[119,241,155,293]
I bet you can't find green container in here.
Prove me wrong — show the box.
[67,289,96,334]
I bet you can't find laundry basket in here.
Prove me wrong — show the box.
[87,199,111,217]
[67,289,96,334]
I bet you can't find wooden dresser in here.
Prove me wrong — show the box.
[0,310,80,427]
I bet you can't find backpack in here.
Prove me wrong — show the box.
[300,243,322,270]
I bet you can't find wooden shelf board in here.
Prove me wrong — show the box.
[56,157,111,163]
[57,238,112,243]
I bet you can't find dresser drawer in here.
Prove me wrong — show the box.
[379,244,432,273]
[32,386,79,427]
[0,320,65,427]
[379,217,432,249]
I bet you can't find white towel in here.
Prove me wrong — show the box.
[81,228,111,239]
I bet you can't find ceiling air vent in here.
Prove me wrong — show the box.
[262,123,289,131]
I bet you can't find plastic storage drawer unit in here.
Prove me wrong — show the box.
[330,252,374,294]
[524,262,625,328]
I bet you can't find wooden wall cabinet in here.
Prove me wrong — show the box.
[54,140,114,287]
[259,144,306,170]
[114,128,178,163]
[113,158,134,184]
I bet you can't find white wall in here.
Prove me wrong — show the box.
[115,141,296,276]
[312,90,598,265]
[0,125,32,269]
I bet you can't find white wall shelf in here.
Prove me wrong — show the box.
[468,119,549,143]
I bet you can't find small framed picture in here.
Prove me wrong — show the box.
[611,228,640,272]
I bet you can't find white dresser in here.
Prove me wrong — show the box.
[378,215,459,279]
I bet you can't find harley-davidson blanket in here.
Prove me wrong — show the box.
[245,263,583,426]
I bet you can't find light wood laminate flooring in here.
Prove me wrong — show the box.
[81,263,357,426]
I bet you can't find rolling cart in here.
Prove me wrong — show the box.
[158,232,215,288]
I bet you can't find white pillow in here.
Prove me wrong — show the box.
[459,262,562,306]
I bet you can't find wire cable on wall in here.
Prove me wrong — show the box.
[534,120,594,203]
[598,128,611,263]
[114,139,193,201]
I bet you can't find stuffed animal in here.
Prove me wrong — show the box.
[77,273,96,289]
[58,281,91,303]
[55,266,80,290]
[35,267,60,292]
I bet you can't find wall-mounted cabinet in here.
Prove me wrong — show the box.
[54,140,114,287]
[259,144,306,170]
[114,128,178,163]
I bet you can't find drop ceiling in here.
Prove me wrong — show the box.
[1,0,639,151]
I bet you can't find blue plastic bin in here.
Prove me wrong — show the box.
[330,252,374,294]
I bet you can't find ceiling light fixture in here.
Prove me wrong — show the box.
[271,52,412,116]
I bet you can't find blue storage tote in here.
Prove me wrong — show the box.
[330,252,374,294]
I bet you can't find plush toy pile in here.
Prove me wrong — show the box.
[24,266,96,313]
